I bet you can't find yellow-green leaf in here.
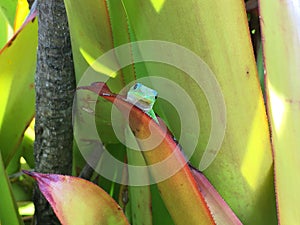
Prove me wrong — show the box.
[64,0,127,145]
[0,0,17,48]
[0,152,24,225]
[23,171,129,225]
[260,0,300,223]
[121,1,276,224]
[0,11,37,167]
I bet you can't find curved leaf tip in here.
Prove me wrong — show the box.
[23,170,129,225]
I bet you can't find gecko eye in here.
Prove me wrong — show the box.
[133,83,140,90]
[155,96,158,99]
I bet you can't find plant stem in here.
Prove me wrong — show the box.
[34,0,75,224]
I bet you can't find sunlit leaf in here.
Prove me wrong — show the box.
[0,11,37,167]
[13,0,29,32]
[23,171,129,225]
[260,0,300,223]
[0,0,17,48]
[121,1,276,223]
[65,0,128,146]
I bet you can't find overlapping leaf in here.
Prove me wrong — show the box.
[79,82,215,225]
[0,152,24,225]
[0,9,37,167]
[24,171,129,225]
[120,1,276,223]
[0,0,17,48]
[66,0,277,224]
[260,0,300,223]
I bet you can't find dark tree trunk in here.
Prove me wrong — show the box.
[34,0,75,224]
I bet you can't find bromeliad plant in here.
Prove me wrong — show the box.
[0,0,299,224]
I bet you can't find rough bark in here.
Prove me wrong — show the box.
[34,0,75,224]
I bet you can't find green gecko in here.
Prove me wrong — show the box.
[126,83,159,123]
[126,83,189,162]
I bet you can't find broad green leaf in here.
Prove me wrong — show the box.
[64,0,123,85]
[121,1,276,223]
[65,0,127,145]
[105,0,136,85]
[0,9,13,49]
[24,171,129,225]
[67,2,176,223]
[68,0,277,223]
[0,151,24,225]
[150,184,175,225]
[0,0,30,48]
[0,1,15,49]
[0,12,37,167]
[260,0,300,224]
[0,0,18,27]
